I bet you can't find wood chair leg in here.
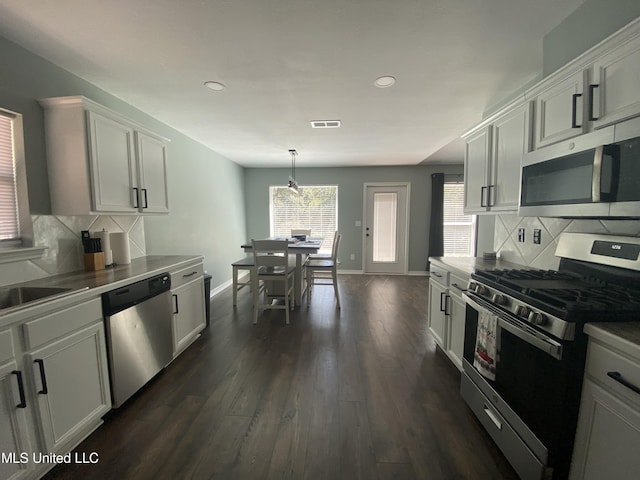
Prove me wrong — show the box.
[232,266,238,306]
[333,269,340,308]
[252,275,259,324]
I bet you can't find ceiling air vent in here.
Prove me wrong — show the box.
[310,120,341,129]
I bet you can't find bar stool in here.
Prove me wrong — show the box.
[231,256,255,306]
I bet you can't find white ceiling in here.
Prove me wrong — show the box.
[0,0,583,168]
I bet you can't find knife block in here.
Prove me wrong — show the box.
[84,252,106,272]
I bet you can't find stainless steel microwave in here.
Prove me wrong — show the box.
[519,116,640,218]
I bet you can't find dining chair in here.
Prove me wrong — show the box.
[251,239,296,324]
[231,256,255,306]
[305,233,341,308]
[309,230,339,260]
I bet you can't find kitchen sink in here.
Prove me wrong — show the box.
[0,286,75,311]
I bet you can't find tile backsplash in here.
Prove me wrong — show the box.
[494,215,640,270]
[0,215,145,287]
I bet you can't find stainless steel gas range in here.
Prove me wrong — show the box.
[461,232,640,480]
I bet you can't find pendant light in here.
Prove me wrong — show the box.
[288,149,299,194]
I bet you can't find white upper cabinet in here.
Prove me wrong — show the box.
[533,70,588,149]
[591,33,640,129]
[490,101,532,211]
[39,96,170,215]
[463,126,491,213]
[136,131,170,213]
[463,101,532,214]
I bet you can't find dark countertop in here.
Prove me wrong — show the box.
[429,256,527,277]
[1,255,203,326]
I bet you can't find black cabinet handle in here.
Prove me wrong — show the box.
[133,187,140,208]
[440,292,446,312]
[183,271,198,278]
[12,370,27,408]
[480,186,487,207]
[588,84,599,121]
[607,371,640,395]
[142,188,148,208]
[173,294,179,314]
[451,283,467,293]
[34,359,49,395]
[571,93,582,128]
[431,272,442,278]
[444,295,451,316]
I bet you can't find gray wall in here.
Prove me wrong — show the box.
[244,164,467,272]
[543,0,640,76]
[0,35,245,290]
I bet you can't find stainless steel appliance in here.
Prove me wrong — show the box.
[519,115,640,218]
[103,273,172,407]
[461,233,640,480]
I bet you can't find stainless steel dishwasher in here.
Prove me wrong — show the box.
[102,272,172,407]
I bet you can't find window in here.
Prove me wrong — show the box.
[0,111,20,242]
[443,181,476,257]
[269,185,338,254]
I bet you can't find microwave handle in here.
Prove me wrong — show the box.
[592,145,604,202]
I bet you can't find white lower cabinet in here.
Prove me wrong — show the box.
[446,289,466,371]
[427,263,469,371]
[0,297,111,479]
[26,322,111,452]
[171,275,206,358]
[570,330,640,479]
[0,328,35,480]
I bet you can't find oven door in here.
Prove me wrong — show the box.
[462,292,586,480]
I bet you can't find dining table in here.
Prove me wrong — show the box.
[241,236,323,306]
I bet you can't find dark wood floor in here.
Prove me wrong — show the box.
[44,274,518,480]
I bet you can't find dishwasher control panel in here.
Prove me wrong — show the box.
[102,272,171,316]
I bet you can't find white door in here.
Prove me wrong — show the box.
[363,183,409,274]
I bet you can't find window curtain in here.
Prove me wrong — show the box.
[427,172,444,270]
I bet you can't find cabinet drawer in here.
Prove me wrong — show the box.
[587,341,640,407]
[23,298,103,350]
[449,272,469,299]
[171,263,204,289]
[429,264,449,287]
[0,329,15,363]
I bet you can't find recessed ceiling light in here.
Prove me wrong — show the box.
[204,81,225,91]
[374,76,396,88]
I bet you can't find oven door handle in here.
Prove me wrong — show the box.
[497,317,563,360]
[463,292,563,360]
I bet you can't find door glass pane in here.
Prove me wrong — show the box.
[373,192,397,262]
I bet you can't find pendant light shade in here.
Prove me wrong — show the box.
[288,149,299,194]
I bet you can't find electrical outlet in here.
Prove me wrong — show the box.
[518,228,525,242]
[350,254,355,261]
[533,229,542,244]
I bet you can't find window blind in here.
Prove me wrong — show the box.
[443,182,475,257]
[0,113,19,241]
[269,185,338,253]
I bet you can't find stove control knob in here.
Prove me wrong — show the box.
[529,311,548,326]
[492,294,507,305]
[516,306,531,318]
[476,285,489,295]
[468,282,478,292]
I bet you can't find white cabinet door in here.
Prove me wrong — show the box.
[0,361,34,480]
[136,131,170,213]
[592,34,640,129]
[570,379,640,480]
[463,126,491,214]
[87,110,139,213]
[171,277,206,357]
[534,70,588,149]
[490,101,532,212]
[27,323,111,452]
[446,293,466,371]
[428,280,447,348]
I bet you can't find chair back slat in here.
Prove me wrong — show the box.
[252,239,289,268]
[331,233,341,262]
